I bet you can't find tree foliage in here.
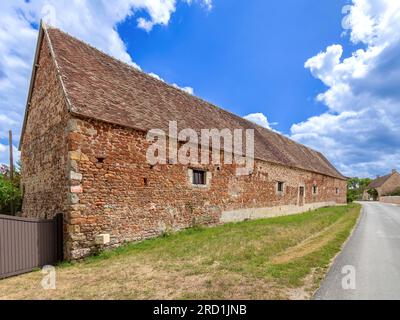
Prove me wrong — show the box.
[0,164,22,215]
[347,177,372,203]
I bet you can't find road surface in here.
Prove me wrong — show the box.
[315,201,400,300]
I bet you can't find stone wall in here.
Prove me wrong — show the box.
[380,172,400,196]
[20,34,347,260]
[380,196,400,205]
[21,35,70,221]
[65,116,347,259]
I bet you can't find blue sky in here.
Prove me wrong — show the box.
[118,0,350,132]
[0,0,399,177]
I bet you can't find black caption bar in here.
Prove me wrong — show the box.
[0,300,390,319]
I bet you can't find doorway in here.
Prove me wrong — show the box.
[299,186,305,206]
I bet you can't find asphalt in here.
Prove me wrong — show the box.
[314,201,400,300]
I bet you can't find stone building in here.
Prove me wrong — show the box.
[363,170,400,200]
[20,24,347,260]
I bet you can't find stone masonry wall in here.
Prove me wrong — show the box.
[65,116,347,259]
[20,36,346,260]
[21,35,70,221]
[379,172,400,196]
[380,196,400,205]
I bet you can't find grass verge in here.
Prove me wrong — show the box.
[0,203,360,300]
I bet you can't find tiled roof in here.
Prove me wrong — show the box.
[367,174,393,189]
[42,26,346,180]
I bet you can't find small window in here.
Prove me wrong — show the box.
[336,188,339,194]
[277,181,284,193]
[312,185,318,195]
[193,170,206,185]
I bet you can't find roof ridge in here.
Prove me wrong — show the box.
[43,23,73,112]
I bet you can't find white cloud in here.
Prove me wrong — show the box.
[291,0,400,178]
[148,72,164,81]
[0,144,6,153]
[203,0,213,11]
[0,114,18,130]
[172,84,194,95]
[184,0,213,11]
[0,143,20,166]
[0,0,211,150]
[304,45,344,88]
[134,0,176,32]
[137,17,156,32]
[149,73,194,94]
[244,113,277,130]
[135,0,212,32]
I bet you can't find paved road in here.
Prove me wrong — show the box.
[315,201,400,300]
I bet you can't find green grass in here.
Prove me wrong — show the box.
[0,204,361,300]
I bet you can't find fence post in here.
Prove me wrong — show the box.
[9,130,14,216]
[54,213,64,262]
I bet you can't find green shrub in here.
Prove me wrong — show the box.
[346,177,372,202]
[347,191,356,203]
[0,174,21,214]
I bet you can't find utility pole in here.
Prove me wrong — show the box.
[9,130,14,215]
[9,130,14,181]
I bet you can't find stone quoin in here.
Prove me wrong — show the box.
[19,23,347,260]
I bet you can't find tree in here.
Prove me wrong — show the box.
[359,178,372,192]
[0,163,22,215]
[347,177,372,203]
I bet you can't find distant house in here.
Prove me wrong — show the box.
[363,170,400,200]
[19,23,347,260]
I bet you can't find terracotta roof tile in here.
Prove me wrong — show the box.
[45,26,346,180]
[367,174,392,189]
